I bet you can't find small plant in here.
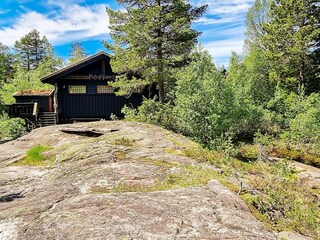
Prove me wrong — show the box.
[237,144,259,160]
[110,113,118,121]
[243,159,320,238]
[210,136,236,159]
[13,145,54,166]
[113,137,136,146]
[254,132,275,161]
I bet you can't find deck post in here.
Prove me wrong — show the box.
[54,83,59,123]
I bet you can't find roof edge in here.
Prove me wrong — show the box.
[13,89,54,97]
[41,51,111,84]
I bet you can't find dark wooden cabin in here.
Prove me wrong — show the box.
[6,51,150,127]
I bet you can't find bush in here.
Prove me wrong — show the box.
[284,93,320,145]
[122,97,178,130]
[247,160,319,238]
[174,50,252,148]
[0,113,25,141]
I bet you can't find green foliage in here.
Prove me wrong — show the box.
[261,0,320,94]
[122,97,177,130]
[0,113,25,141]
[0,30,60,141]
[174,49,256,147]
[104,0,207,102]
[247,160,319,238]
[68,42,89,64]
[0,30,60,105]
[227,48,276,106]
[245,0,270,49]
[237,144,260,160]
[262,90,320,148]
[165,135,319,238]
[283,93,320,146]
[13,145,54,166]
[14,29,55,71]
[1,64,54,104]
[0,43,14,84]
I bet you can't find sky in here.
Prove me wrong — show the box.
[0,0,254,67]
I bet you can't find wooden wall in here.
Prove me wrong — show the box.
[15,96,52,112]
[57,80,146,121]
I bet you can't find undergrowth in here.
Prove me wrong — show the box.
[164,135,320,239]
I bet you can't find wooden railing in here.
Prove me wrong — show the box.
[4,102,38,118]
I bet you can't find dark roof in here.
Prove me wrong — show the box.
[13,89,54,97]
[41,51,111,84]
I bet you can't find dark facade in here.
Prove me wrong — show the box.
[14,90,53,112]
[40,52,148,123]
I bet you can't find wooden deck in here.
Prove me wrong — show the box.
[5,103,57,128]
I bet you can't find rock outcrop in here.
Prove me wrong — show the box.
[0,121,276,239]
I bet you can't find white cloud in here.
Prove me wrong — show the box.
[192,0,254,23]
[196,16,242,25]
[192,0,254,13]
[0,0,251,66]
[203,39,244,66]
[192,0,254,65]
[0,3,109,46]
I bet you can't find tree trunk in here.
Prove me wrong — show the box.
[156,0,165,103]
[158,79,165,103]
[298,57,305,96]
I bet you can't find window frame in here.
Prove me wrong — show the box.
[97,85,114,94]
[68,85,87,94]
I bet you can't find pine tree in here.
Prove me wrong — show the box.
[68,42,89,64]
[14,29,53,71]
[104,0,207,103]
[245,0,270,50]
[0,43,14,83]
[261,0,320,94]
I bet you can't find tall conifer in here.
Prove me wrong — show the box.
[14,29,53,71]
[104,0,207,102]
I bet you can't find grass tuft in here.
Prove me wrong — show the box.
[113,137,137,146]
[13,145,54,166]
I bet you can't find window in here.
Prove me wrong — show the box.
[97,85,114,94]
[68,85,86,94]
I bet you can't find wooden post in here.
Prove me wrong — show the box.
[48,95,53,112]
[54,83,59,123]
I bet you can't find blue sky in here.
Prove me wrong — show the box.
[0,0,254,67]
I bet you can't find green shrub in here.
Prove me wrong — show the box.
[0,113,25,141]
[248,160,319,238]
[237,144,259,160]
[122,97,177,130]
[284,93,320,146]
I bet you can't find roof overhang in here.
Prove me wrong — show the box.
[41,51,111,85]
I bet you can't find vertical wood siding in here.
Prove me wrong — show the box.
[58,81,143,121]
[15,96,51,112]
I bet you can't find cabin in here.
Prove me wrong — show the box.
[6,52,151,127]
